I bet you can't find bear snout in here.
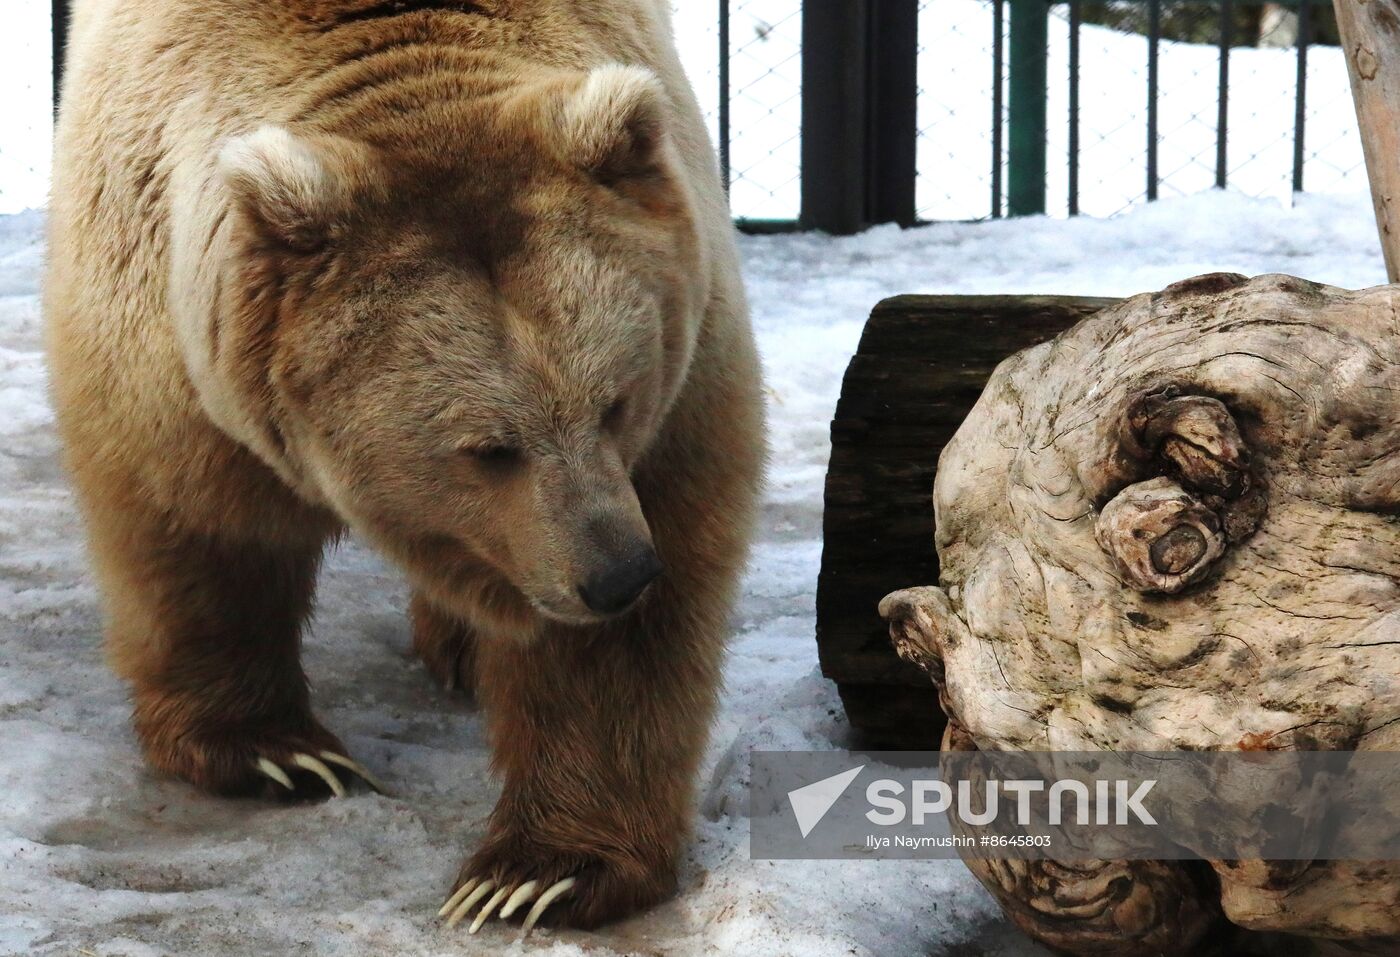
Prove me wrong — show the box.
[577,545,664,616]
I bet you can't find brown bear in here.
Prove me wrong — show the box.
[44,0,764,934]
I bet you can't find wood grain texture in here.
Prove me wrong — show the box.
[1336,0,1400,281]
[816,294,1116,748]
[882,273,1400,955]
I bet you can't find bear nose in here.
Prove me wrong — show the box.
[578,546,663,616]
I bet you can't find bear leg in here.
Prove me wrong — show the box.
[91,508,378,799]
[410,592,478,698]
[441,584,722,933]
[439,318,763,934]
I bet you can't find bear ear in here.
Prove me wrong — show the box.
[556,64,668,184]
[218,126,354,252]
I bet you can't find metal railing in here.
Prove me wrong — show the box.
[919,0,1364,221]
[38,1,1365,232]
[1055,0,1353,215]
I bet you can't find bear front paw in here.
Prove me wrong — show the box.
[439,837,676,935]
[133,689,384,799]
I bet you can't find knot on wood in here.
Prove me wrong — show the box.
[879,586,951,682]
[1355,45,1380,81]
[1125,389,1250,498]
[1096,478,1228,594]
[1148,525,1207,575]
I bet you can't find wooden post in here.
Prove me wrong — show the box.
[1336,0,1400,282]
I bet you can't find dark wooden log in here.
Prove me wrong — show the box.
[816,294,1117,749]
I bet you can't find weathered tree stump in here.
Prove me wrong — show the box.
[817,294,1115,749]
[882,273,1400,955]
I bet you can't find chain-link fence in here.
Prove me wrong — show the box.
[708,0,1365,224]
[672,0,803,223]
[917,0,1366,221]
[6,3,1369,224]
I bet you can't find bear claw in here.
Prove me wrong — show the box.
[440,875,576,936]
[255,757,295,791]
[469,884,512,933]
[317,751,389,794]
[499,880,539,919]
[291,753,346,797]
[442,878,493,928]
[522,878,577,934]
[253,750,386,798]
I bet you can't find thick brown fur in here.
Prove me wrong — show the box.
[45,0,764,928]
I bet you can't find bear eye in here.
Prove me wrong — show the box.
[463,443,522,469]
[602,397,627,430]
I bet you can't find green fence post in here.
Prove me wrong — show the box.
[1007,0,1048,216]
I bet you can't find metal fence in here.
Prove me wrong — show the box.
[18,1,1367,230]
[913,0,1366,221]
[709,0,1365,229]
[674,1,804,224]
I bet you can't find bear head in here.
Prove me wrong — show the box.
[208,64,705,639]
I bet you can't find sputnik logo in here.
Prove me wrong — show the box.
[787,765,865,838]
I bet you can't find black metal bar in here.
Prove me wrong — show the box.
[53,0,71,112]
[1068,0,1081,216]
[992,0,1005,218]
[1216,0,1232,190]
[800,2,868,232]
[867,0,920,227]
[799,0,919,233]
[1293,0,1311,193]
[1147,0,1160,201]
[718,0,730,196]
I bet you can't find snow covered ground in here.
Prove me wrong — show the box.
[0,2,1392,954]
[0,188,1388,956]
